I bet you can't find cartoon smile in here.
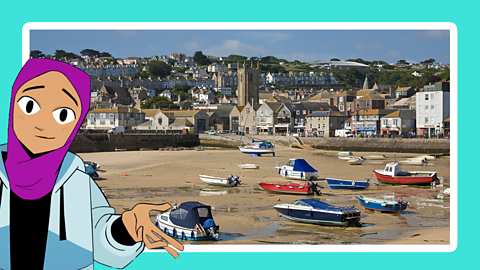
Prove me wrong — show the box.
[35,135,55,139]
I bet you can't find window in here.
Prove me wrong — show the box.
[310,124,312,129]
[296,110,300,115]
[90,114,95,118]
[425,117,428,123]
[322,123,325,128]
[318,124,321,128]
[322,117,325,121]
[110,120,114,125]
[310,117,312,121]
[393,119,398,126]
[318,117,321,121]
[303,110,306,115]
[431,94,434,100]
[100,120,105,125]
[109,113,114,118]
[90,120,94,125]
[425,94,429,101]
[99,113,106,118]
[383,120,387,125]
[431,105,434,111]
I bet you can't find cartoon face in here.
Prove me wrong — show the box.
[13,71,82,154]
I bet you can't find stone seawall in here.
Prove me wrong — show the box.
[250,135,450,154]
[69,134,199,153]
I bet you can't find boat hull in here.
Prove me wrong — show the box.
[199,175,235,187]
[278,168,318,180]
[374,171,436,185]
[357,195,408,213]
[239,146,275,155]
[156,213,218,241]
[326,178,369,190]
[273,205,360,227]
[259,182,312,195]
[347,159,364,165]
[238,164,259,169]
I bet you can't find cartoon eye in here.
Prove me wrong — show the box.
[52,108,76,125]
[17,96,40,115]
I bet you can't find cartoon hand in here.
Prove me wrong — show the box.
[122,203,184,258]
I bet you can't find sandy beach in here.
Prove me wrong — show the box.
[78,146,450,245]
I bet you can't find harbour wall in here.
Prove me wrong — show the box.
[253,136,451,154]
[69,134,199,153]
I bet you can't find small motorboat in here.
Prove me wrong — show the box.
[399,158,427,166]
[84,161,100,170]
[199,174,242,187]
[114,147,126,151]
[277,159,318,180]
[258,180,322,195]
[238,163,259,169]
[357,195,408,213]
[195,147,205,151]
[140,148,154,151]
[86,166,99,179]
[274,199,362,227]
[374,162,438,185]
[338,155,363,160]
[444,188,451,195]
[347,158,364,165]
[414,155,436,161]
[239,140,275,157]
[364,155,387,160]
[326,178,370,190]
[338,151,353,156]
[155,201,219,241]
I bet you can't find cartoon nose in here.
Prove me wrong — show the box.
[35,126,44,131]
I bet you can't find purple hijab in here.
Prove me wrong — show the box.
[5,59,91,200]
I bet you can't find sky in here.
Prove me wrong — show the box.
[30,29,450,65]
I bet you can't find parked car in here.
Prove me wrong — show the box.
[107,126,125,134]
[206,130,217,135]
[398,132,414,138]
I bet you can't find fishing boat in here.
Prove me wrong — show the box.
[347,158,364,165]
[338,151,353,156]
[155,201,219,241]
[238,139,275,156]
[238,163,259,169]
[258,181,322,195]
[357,195,408,213]
[199,174,242,187]
[273,199,362,227]
[326,178,370,190]
[277,159,318,180]
[373,162,438,185]
[364,155,387,160]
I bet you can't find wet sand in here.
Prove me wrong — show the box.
[78,147,450,245]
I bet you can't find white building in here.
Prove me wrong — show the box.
[213,86,232,96]
[416,82,450,137]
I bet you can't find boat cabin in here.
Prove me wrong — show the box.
[382,162,402,176]
[169,201,215,229]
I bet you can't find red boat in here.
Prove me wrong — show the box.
[374,162,438,185]
[258,181,321,195]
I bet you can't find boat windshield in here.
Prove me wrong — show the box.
[286,160,295,167]
[197,207,210,218]
[294,201,310,207]
[170,208,188,220]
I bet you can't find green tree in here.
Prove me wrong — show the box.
[397,59,410,65]
[147,60,172,77]
[80,49,100,57]
[30,50,45,58]
[54,50,67,59]
[330,58,340,61]
[99,52,112,57]
[172,83,191,92]
[181,101,192,110]
[438,69,450,81]
[193,51,211,65]
[142,96,178,110]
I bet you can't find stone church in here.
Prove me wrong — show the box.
[237,61,260,106]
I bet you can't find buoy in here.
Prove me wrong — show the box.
[277,198,280,201]
[124,173,127,176]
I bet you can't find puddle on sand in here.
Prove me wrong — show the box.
[214,223,281,243]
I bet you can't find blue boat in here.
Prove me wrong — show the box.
[357,195,408,213]
[274,199,362,227]
[86,166,99,179]
[278,159,318,180]
[326,178,369,190]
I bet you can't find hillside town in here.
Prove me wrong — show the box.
[34,51,450,139]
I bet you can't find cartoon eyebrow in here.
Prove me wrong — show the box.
[62,88,78,106]
[22,85,45,92]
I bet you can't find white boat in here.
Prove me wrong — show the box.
[338,151,353,156]
[155,201,219,241]
[338,156,363,160]
[444,188,451,195]
[199,175,242,187]
[195,147,205,151]
[239,140,275,156]
[399,159,427,166]
[238,163,259,169]
[364,155,387,160]
[277,159,318,180]
[347,158,364,165]
[414,155,436,160]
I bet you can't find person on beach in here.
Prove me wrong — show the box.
[0,59,183,269]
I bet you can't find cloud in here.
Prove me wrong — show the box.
[410,30,449,39]
[203,40,268,57]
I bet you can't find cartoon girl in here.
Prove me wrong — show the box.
[0,59,183,269]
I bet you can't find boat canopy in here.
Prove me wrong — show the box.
[296,199,353,211]
[292,159,317,172]
[169,201,214,229]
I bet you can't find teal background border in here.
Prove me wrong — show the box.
[1,0,469,269]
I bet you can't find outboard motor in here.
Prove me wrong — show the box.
[227,174,234,185]
[308,180,323,195]
[233,175,242,186]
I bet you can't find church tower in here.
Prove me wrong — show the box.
[237,60,260,106]
[363,76,369,90]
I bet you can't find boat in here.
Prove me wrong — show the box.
[258,181,322,195]
[273,199,362,227]
[357,195,408,213]
[373,162,439,185]
[277,159,318,180]
[338,155,363,160]
[444,188,451,195]
[338,151,353,156]
[195,147,205,151]
[86,166,99,179]
[415,155,436,161]
[347,158,364,165]
[199,174,242,187]
[238,163,259,169]
[326,178,370,190]
[114,147,126,151]
[84,161,100,170]
[364,155,387,160]
[140,148,154,151]
[399,159,427,166]
[155,201,219,241]
[238,140,275,157]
